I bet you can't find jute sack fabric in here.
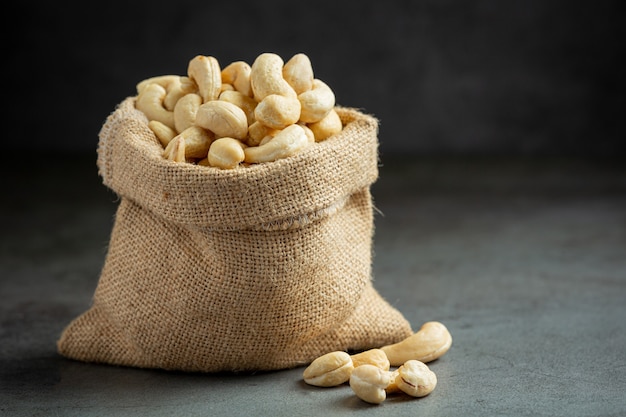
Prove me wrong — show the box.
[57,97,413,372]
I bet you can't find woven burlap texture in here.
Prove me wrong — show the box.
[56,97,413,372]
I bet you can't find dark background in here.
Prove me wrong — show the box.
[10,0,625,158]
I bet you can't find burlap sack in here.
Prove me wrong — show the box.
[57,97,413,372]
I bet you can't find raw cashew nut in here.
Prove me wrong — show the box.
[298,79,335,123]
[207,137,246,169]
[244,124,309,164]
[283,53,314,95]
[162,135,186,162]
[394,360,437,398]
[164,76,197,111]
[221,61,253,97]
[381,321,452,367]
[135,83,175,130]
[350,349,390,371]
[349,364,391,405]
[187,55,222,103]
[250,53,297,101]
[174,126,214,159]
[148,120,177,147]
[173,93,202,133]
[254,94,301,130]
[307,108,342,142]
[219,90,257,125]
[303,351,354,387]
[195,100,248,140]
[136,75,179,95]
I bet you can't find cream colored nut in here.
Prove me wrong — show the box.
[135,83,175,130]
[254,94,301,130]
[136,75,179,95]
[283,53,314,95]
[307,108,342,142]
[244,124,309,164]
[246,121,278,146]
[250,53,297,101]
[221,61,253,97]
[148,120,177,148]
[349,364,391,405]
[187,55,222,103]
[207,137,246,169]
[303,351,354,387]
[298,79,335,123]
[381,321,452,367]
[395,360,437,397]
[175,126,213,159]
[164,76,197,111]
[350,349,390,371]
[195,100,248,140]
[162,135,186,162]
[173,93,203,133]
[219,90,257,125]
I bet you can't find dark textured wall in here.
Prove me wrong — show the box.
[11,0,624,156]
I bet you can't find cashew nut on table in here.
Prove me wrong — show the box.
[302,321,451,405]
[134,52,341,169]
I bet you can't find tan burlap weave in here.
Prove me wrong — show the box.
[56,97,413,372]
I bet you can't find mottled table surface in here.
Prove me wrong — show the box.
[2,153,625,416]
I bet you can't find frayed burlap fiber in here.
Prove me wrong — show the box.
[56,97,413,372]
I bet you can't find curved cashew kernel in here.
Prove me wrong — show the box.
[246,121,278,147]
[250,53,297,101]
[148,120,177,148]
[164,76,198,111]
[187,55,222,103]
[195,100,248,140]
[349,364,390,405]
[136,75,179,95]
[395,360,437,398]
[175,126,214,159]
[381,321,452,367]
[244,124,309,164]
[283,53,314,95]
[207,137,246,169]
[303,351,354,387]
[298,79,336,123]
[254,94,301,130]
[350,349,390,371]
[221,61,253,97]
[162,135,186,162]
[307,108,342,142]
[219,90,257,125]
[135,83,175,130]
[173,93,203,133]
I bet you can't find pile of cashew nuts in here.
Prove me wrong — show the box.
[134,53,342,169]
[303,321,453,405]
